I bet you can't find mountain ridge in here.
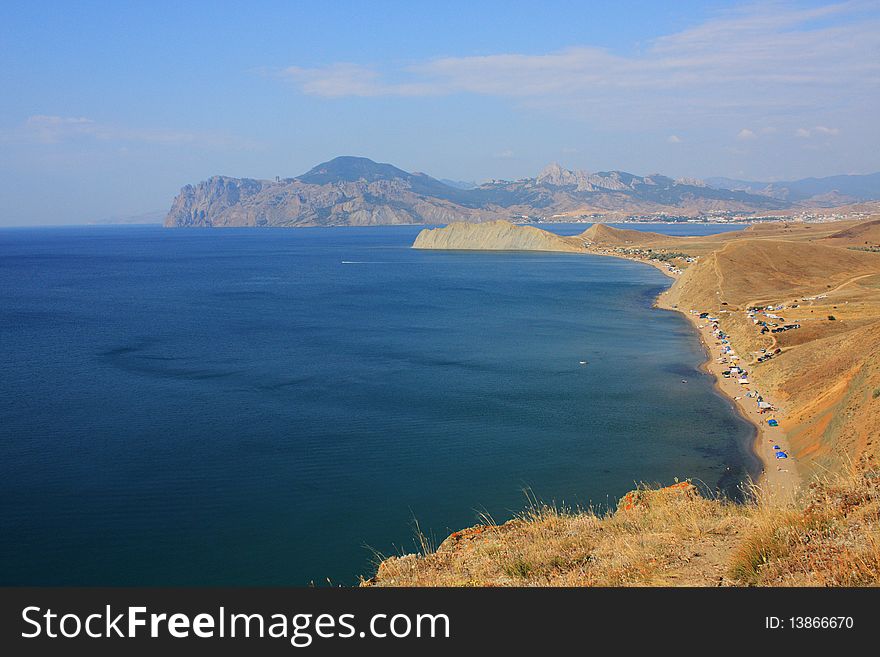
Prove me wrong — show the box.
[164,156,877,228]
[706,172,880,206]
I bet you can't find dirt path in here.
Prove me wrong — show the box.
[659,533,743,586]
[744,273,873,310]
[826,273,875,295]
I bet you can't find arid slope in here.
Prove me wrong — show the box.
[663,236,880,475]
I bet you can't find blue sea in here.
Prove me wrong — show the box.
[0,223,757,585]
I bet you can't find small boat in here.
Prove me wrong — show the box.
[579,360,588,365]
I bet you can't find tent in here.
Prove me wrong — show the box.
[775,452,788,459]
[768,419,779,427]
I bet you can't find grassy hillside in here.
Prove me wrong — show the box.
[364,464,880,587]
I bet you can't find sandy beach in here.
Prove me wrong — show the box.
[656,289,801,497]
[584,246,801,497]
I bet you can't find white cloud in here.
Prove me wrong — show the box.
[12,115,257,149]
[276,2,880,130]
[667,134,682,143]
[795,125,841,138]
[813,125,841,136]
[24,115,98,143]
[280,63,441,98]
[737,128,757,140]
[24,114,204,144]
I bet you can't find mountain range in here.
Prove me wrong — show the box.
[164,156,879,228]
[705,172,880,206]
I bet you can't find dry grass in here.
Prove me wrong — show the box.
[363,482,752,587]
[729,460,880,586]
[363,463,880,587]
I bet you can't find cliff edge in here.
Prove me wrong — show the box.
[363,466,880,586]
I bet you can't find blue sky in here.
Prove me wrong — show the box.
[1,0,878,224]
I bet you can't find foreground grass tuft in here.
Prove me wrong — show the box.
[729,465,880,586]
[363,464,880,587]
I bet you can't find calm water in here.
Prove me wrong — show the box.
[0,223,756,585]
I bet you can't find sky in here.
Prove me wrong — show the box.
[1,0,879,225]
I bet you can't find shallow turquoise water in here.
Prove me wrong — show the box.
[0,223,756,585]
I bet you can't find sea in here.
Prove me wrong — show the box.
[0,222,758,585]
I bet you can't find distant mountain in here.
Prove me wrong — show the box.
[439,178,478,190]
[165,157,494,227]
[297,156,409,185]
[706,172,880,206]
[471,163,782,214]
[164,157,791,228]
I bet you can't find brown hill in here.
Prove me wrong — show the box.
[673,238,880,308]
[413,220,584,252]
[822,217,880,246]
[663,235,880,476]
[579,223,675,245]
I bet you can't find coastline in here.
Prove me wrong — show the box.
[583,246,801,496]
[655,285,801,497]
[414,216,813,499]
[371,220,878,586]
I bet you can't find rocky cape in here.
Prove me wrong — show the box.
[413,220,585,252]
[412,219,675,252]
[164,156,792,228]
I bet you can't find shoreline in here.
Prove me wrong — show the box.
[655,288,801,498]
[582,246,801,497]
